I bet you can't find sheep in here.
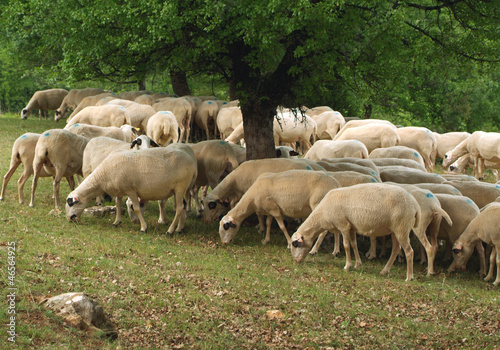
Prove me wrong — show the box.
[379,166,446,184]
[309,111,345,140]
[1,133,75,204]
[449,154,499,181]
[146,111,179,146]
[442,137,469,169]
[64,105,131,129]
[274,111,317,155]
[219,170,342,248]
[65,92,116,122]
[152,98,193,143]
[433,131,471,160]
[195,100,219,140]
[66,146,197,234]
[203,158,325,224]
[412,183,463,196]
[316,161,381,181]
[304,140,369,161]
[396,127,437,172]
[31,129,89,209]
[275,146,299,158]
[118,90,152,101]
[443,180,500,209]
[304,106,333,117]
[134,94,155,105]
[290,183,421,281]
[369,157,426,172]
[224,122,245,145]
[21,89,69,120]
[101,99,157,133]
[451,202,500,285]
[333,119,397,141]
[334,123,400,153]
[318,157,379,173]
[227,143,247,164]
[440,174,479,182]
[369,146,426,168]
[55,88,107,121]
[216,107,243,140]
[66,123,136,142]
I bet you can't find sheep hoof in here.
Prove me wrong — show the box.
[493,281,500,286]
[112,221,121,227]
[309,250,318,256]
[484,275,493,282]
[175,229,185,234]
[261,239,270,245]
[140,229,147,233]
[380,270,389,276]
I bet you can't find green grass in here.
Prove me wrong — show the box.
[0,113,499,349]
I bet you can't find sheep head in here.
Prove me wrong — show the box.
[218,215,239,245]
[126,197,147,224]
[448,241,474,272]
[65,193,87,222]
[290,232,311,263]
[21,109,29,120]
[202,196,230,224]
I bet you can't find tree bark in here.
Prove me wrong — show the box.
[364,103,372,119]
[240,97,276,160]
[170,70,191,96]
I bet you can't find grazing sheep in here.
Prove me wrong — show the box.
[433,132,471,159]
[1,133,75,204]
[227,143,247,164]
[273,111,317,154]
[440,174,479,182]
[66,146,197,234]
[290,183,421,281]
[134,94,155,105]
[219,170,341,248]
[275,146,299,158]
[153,98,193,143]
[102,99,157,133]
[21,89,69,120]
[412,183,463,196]
[379,166,446,184]
[66,123,136,142]
[66,92,116,122]
[224,122,245,145]
[333,119,397,141]
[217,107,243,140]
[202,158,324,224]
[370,157,426,172]
[310,111,345,140]
[396,127,437,172]
[55,88,106,121]
[334,123,400,153]
[118,90,152,101]
[451,202,500,284]
[442,137,469,169]
[304,140,369,160]
[304,106,333,117]
[449,154,499,181]
[318,157,379,173]
[146,111,179,146]
[65,105,131,128]
[369,145,426,168]
[444,180,500,209]
[195,100,219,140]
[464,131,500,180]
[31,129,89,209]
[316,161,381,181]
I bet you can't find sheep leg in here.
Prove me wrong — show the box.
[475,241,486,277]
[158,200,168,224]
[380,233,402,277]
[66,176,76,191]
[113,197,122,226]
[128,195,148,232]
[17,168,33,204]
[493,246,500,286]
[274,215,292,249]
[309,231,328,255]
[349,232,362,269]
[256,215,266,234]
[262,215,273,245]
[1,159,21,202]
[52,175,63,209]
[366,237,377,260]
[341,231,353,270]
[192,186,203,217]
[29,161,44,207]
[167,193,185,234]
[477,158,485,180]
[412,224,435,276]
[484,247,496,282]
[400,234,415,282]
[332,232,341,257]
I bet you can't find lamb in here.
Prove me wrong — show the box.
[334,123,400,153]
[21,89,69,120]
[1,133,75,204]
[433,132,470,160]
[219,170,341,248]
[290,183,421,281]
[379,166,446,184]
[450,203,500,284]
[55,88,107,121]
[195,100,219,139]
[66,146,197,234]
[369,146,426,168]
[333,119,397,141]
[309,110,345,140]
[146,111,179,146]
[304,140,369,160]
[152,98,193,142]
[369,157,426,172]
[101,99,157,133]
[65,92,116,122]
[203,158,325,224]
[66,123,136,142]
[396,127,437,172]
[31,129,89,209]
[65,105,131,128]
[443,180,500,209]
[216,107,243,140]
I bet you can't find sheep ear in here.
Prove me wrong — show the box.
[132,127,139,135]
[223,222,231,230]
[130,140,138,149]
[67,196,79,207]
[292,236,304,248]
[452,243,463,255]
[208,201,217,210]
[150,140,160,147]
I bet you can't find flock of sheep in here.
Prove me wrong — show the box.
[3,87,500,286]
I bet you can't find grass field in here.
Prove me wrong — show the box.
[0,113,498,349]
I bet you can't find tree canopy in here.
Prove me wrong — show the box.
[1,0,499,158]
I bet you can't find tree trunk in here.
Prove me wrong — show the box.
[240,97,276,160]
[170,70,191,96]
[137,77,146,91]
[364,103,372,119]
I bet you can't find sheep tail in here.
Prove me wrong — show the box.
[413,207,421,230]
[436,207,453,226]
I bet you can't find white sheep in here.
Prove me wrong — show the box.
[309,110,345,140]
[152,98,193,143]
[334,123,400,153]
[304,106,333,117]
[219,170,341,248]
[449,154,499,181]
[102,99,157,133]
[195,100,219,139]
[65,105,131,128]
[333,119,397,140]
[66,146,197,234]
[55,88,107,121]
[146,111,179,146]
[464,131,500,180]
[317,157,379,173]
[412,183,463,196]
[31,129,89,209]
[134,94,155,105]
[379,166,446,184]
[216,107,243,140]
[316,160,381,181]
[444,180,500,209]
[274,111,317,155]
[433,131,471,160]
[1,133,75,204]
[451,202,500,284]
[66,123,136,142]
[21,89,69,120]
[203,158,325,224]
[396,127,437,172]
[369,157,426,172]
[66,92,116,122]
[369,145,426,168]
[304,140,369,160]
[290,183,421,281]
[118,90,152,101]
